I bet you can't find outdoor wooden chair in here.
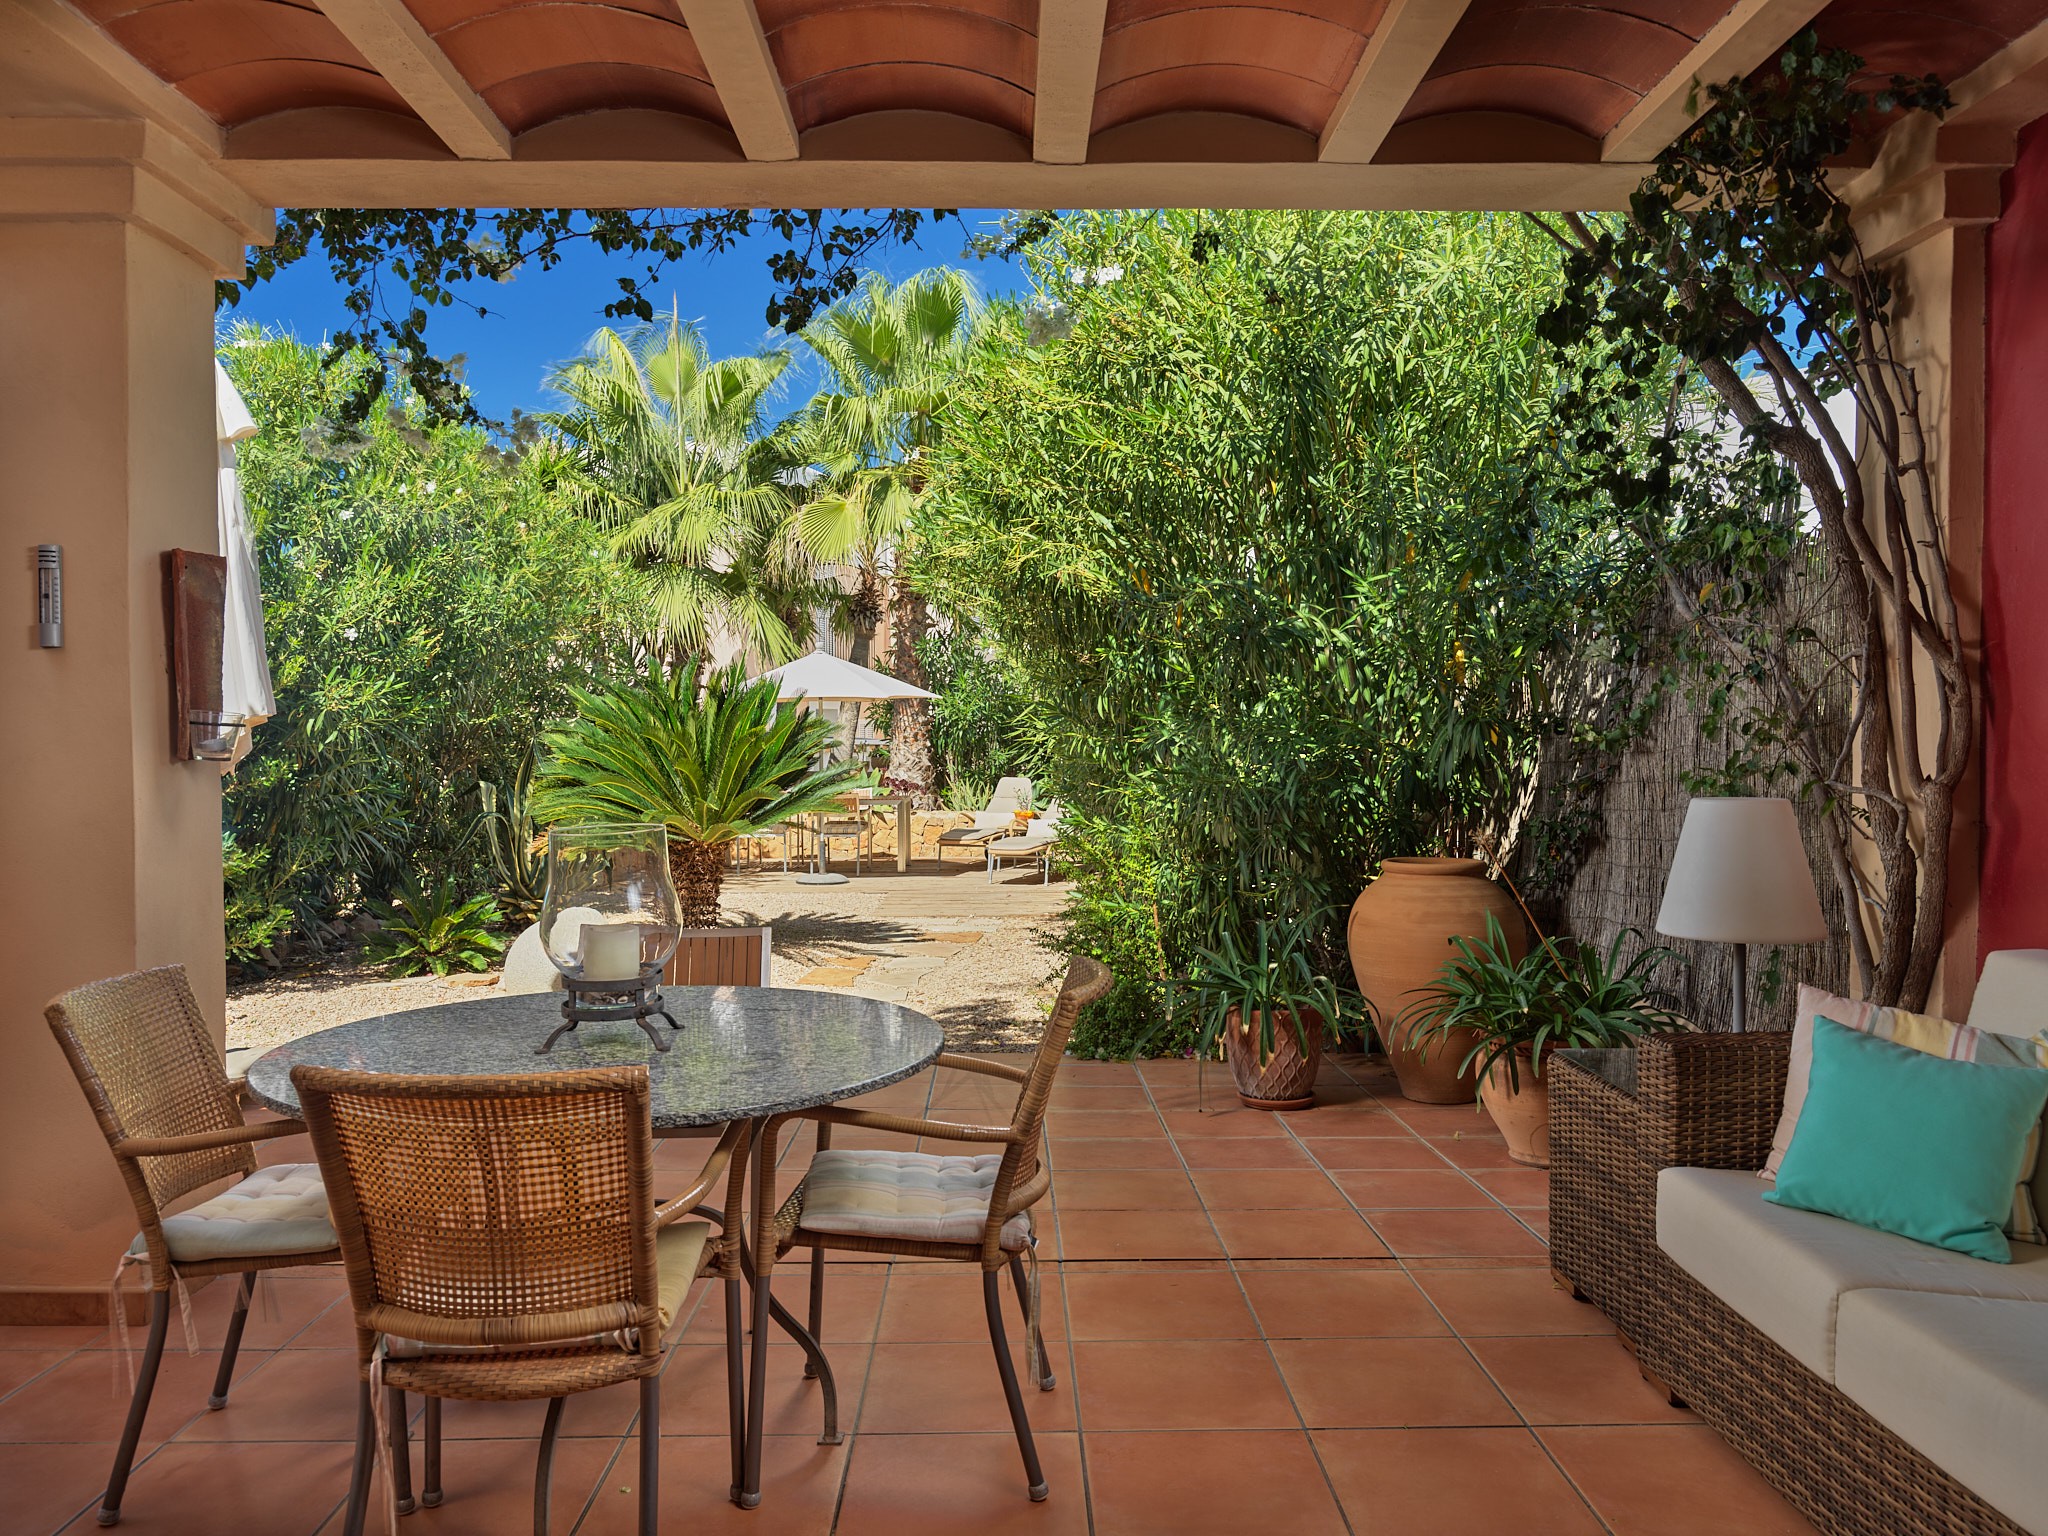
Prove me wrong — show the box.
[665,925,772,987]
[771,955,1112,1500]
[815,794,874,873]
[293,1065,749,1536]
[46,966,342,1529]
[747,821,803,873]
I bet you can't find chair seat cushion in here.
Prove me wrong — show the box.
[133,1162,336,1264]
[800,1149,1031,1250]
[1836,1289,2048,1535]
[1658,1166,2048,1381]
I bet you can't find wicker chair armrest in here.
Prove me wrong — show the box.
[802,1105,1019,1144]
[933,1052,1029,1084]
[655,1121,749,1227]
[113,1117,308,1158]
[1635,1030,1792,1172]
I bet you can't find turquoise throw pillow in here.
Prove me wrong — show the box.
[1766,1016,2048,1263]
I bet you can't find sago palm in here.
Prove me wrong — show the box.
[533,661,857,925]
[791,268,978,793]
[544,312,827,668]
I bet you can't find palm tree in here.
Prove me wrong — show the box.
[533,662,857,925]
[791,268,978,795]
[543,311,828,671]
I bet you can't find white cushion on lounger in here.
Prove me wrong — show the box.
[989,832,1055,852]
[800,1149,1031,1249]
[134,1163,336,1262]
[937,814,1015,844]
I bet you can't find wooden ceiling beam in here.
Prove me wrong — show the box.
[1319,0,1474,164]
[1033,0,1108,164]
[671,0,798,162]
[221,152,1651,211]
[311,0,510,159]
[1602,0,1828,163]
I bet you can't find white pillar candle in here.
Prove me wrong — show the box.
[579,923,644,983]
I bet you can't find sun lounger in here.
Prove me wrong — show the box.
[986,803,1060,884]
[936,776,1034,862]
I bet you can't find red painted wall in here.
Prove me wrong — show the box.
[1980,113,2048,959]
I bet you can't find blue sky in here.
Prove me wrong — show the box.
[217,209,1035,424]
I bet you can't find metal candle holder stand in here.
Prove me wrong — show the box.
[538,970,680,1055]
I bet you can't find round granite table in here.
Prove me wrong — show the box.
[246,985,943,1127]
[247,985,943,1509]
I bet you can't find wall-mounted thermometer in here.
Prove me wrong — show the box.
[37,544,61,648]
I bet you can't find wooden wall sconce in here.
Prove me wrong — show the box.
[163,549,245,761]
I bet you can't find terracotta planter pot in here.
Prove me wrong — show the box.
[1479,1046,1550,1167]
[1224,1007,1323,1111]
[1346,857,1527,1104]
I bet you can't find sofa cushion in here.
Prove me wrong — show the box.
[1836,1289,2048,1536]
[1657,1167,2048,1379]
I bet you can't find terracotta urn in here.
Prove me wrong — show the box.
[1224,1007,1323,1111]
[1480,1046,1550,1167]
[1346,857,1527,1104]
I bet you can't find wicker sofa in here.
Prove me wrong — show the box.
[1551,950,2048,1536]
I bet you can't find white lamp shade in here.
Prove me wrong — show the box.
[1655,796,1827,945]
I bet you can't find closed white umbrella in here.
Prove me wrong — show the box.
[216,360,275,763]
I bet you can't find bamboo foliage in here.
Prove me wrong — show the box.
[918,211,1632,997]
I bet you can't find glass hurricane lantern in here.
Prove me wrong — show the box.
[537,822,684,1054]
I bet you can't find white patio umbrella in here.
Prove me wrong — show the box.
[751,649,935,883]
[216,360,275,764]
[752,648,936,705]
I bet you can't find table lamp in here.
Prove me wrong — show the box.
[1655,796,1827,1031]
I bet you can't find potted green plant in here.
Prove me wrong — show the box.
[1407,917,1680,1165]
[1175,912,1355,1111]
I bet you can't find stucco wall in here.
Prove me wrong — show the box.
[0,219,225,1306]
[1981,114,2048,960]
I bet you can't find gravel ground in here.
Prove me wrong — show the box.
[228,881,1069,1056]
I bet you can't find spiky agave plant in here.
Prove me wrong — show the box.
[534,661,857,925]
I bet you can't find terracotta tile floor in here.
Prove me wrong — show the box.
[0,1053,1816,1535]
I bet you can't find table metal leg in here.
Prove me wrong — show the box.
[740,1123,776,1508]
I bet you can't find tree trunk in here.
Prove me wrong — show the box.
[669,838,727,929]
[886,576,936,805]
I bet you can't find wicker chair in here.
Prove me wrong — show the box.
[293,1064,750,1536]
[665,925,772,987]
[45,966,343,1529]
[769,955,1112,1500]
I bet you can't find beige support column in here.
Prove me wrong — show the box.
[0,121,270,1319]
[1849,158,2001,1020]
